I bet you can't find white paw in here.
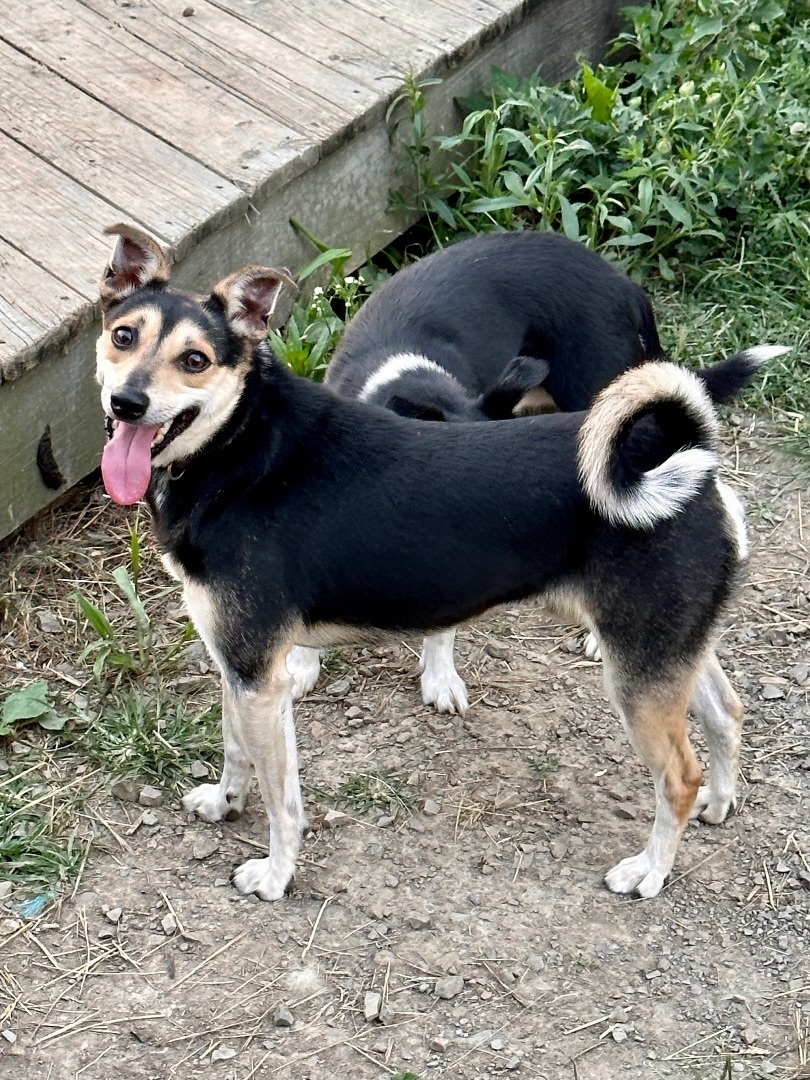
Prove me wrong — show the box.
[605,852,666,898]
[421,668,469,715]
[584,632,602,662]
[232,857,292,901]
[690,784,735,825]
[287,646,321,701]
[182,783,246,823]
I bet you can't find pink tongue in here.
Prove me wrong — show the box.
[101,422,161,505]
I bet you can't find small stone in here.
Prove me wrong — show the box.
[111,780,141,803]
[429,1036,449,1054]
[0,919,22,935]
[141,810,159,826]
[0,882,12,902]
[490,1037,505,1051]
[182,5,195,15]
[549,839,568,860]
[190,761,208,779]
[422,798,441,816]
[325,678,351,698]
[612,1025,628,1043]
[273,1005,294,1028]
[761,684,784,700]
[192,837,219,860]
[11,742,30,756]
[484,641,511,661]
[435,975,464,1000]
[645,969,661,980]
[505,1057,521,1071]
[1,1030,16,1044]
[790,664,809,685]
[138,785,163,807]
[378,1002,396,1025]
[322,809,349,828]
[364,991,381,1021]
[407,913,432,930]
[98,928,115,940]
[37,610,62,633]
[104,907,122,924]
[345,706,363,720]
[214,878,229,888]
[210,1046,237,1062]
[310,720,326,741]
[161,914,177,936]
[614,805,637,820]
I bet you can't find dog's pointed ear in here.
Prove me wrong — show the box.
[212,266,297,341]
[386,394,448,422]
[479,355,552,419]
[101,224,171,308]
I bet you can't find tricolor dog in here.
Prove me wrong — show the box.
[292,231,667,712]
[96,224,784,901]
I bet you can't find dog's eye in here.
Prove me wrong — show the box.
[112,326,136,349]
[181,350,211,374]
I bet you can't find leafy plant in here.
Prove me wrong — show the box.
[0,680,63,737]
[268,219,389,380]
[386,0,809,451]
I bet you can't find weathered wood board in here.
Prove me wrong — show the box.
[0,0,624,541]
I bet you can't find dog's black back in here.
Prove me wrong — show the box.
[326,232,663,416]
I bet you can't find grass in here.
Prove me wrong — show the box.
[334,771,416,816]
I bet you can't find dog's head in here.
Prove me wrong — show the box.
[96,224,294,505]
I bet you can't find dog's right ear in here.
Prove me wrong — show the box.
[479,355,552,419]
[101,224,171,308]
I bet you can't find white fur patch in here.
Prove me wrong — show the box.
[715,480,749,560]
[737,344,792,368]
[358,352,458,402]
[419,629,468,715]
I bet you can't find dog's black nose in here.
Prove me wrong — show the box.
[110,389,149,421]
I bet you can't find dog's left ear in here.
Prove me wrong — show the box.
[212,266,297,341]
[101,224,171,308]
[479,355,552,419]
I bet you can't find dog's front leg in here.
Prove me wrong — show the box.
[420,629,469,715]
[230,653,307,901]
[182,682,252,822]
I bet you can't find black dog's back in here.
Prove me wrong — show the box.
[327,231,663,412]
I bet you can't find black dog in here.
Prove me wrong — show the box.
[290,232,666,711]
[96,224,784,902]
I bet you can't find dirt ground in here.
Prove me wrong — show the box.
[0,418,808,1080]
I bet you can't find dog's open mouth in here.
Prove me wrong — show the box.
[102,408,199,506]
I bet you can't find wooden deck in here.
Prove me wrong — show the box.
[0,0,621,540]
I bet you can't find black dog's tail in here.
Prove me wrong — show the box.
[697,345,785,404]
[578,346,789,530]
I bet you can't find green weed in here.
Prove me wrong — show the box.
[335,771,416,815]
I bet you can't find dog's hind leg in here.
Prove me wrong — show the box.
[182,682,252,822]
[230,651,307,901]
[603,664,702,898]
[287,645,322,700]
[689,652,743,825]
[420,629,469,715]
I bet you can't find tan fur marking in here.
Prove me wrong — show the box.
[513,386,559,415]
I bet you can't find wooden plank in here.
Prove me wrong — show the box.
[0,242,90,382]
[346,0,485,48]
[0,334,104,539]
[0,0,313,195]
[212,0,423,92]
[0,42,246,260]
[79,0,373,147]
[0,131,126,302]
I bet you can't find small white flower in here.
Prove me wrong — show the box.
[313,286,324,296]
[343,276,356,284]
[706,92,722,106]
[679,80,695,96]
[790,121,807,137]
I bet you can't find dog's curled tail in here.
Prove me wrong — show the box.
[579,346,791,530]
[578,362,719,530]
